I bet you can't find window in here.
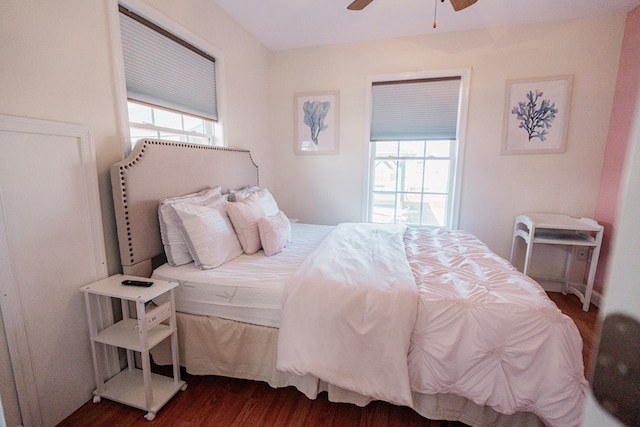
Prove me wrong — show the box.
[118,5,219,147]
[127,101,215,146]
[367,72,469,228]
[371,139,454,226]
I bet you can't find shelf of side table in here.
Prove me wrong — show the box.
[81,274,187,421]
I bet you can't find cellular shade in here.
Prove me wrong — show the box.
[371,77,461,141]
[119,6,218,121]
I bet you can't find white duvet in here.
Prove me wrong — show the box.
[277,224,587,427]
[277,223,417,406]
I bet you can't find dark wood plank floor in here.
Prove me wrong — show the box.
[58,292,598,426]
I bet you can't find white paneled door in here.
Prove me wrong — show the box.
[0,116,110,427]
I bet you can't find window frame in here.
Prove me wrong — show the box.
[108,0,226,154]
[127,100,217,147]
[364,69,471,229]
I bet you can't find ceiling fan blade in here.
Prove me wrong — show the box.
[449,0,478,11]
[347,0,374,10]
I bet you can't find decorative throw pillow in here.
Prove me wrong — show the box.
[158,187,222,266]
[227,189,279,254]
[171,201,243,269]
[258,211,291,256]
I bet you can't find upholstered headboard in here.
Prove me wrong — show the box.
[110,139,259,277]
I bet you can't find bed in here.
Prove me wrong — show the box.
[111,139,587,426]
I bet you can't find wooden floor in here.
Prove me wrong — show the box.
[58,292,598,427]
[547,291,599,378]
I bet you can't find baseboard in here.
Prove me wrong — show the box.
[538,279,602,308]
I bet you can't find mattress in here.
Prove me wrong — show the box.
[152,223,333,327]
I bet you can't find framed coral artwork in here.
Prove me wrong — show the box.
[294,91,339,155]
[502,75,573,154]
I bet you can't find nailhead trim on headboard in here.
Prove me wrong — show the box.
[113,139,260,267]
[116,167,134,262]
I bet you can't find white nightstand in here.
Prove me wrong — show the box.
[80,274,187,421]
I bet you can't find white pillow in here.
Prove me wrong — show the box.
[171,202,243,269]
[258,211,291,256]
[227,189,279,254]
[158,187,222,266]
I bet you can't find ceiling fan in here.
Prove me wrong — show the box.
[347,0,478,12]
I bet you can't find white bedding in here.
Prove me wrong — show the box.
[152,221,586,426]
[276,225,587,427]
[277,223,418,407]
[152,223,332,327]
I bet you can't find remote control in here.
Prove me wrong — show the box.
[121,279,154,287]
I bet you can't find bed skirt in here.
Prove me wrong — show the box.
[151,312,542,427]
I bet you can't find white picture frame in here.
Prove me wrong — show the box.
[502,75,573,155]
[294,91,339,155]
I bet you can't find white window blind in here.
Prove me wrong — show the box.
[119,6,218,121]
[370,77,461,141]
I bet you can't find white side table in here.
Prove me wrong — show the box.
[81,274,187,420]
[510,213,604,312]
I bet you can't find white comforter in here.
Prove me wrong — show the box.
[276,223,417,406]
[277,225,587,427]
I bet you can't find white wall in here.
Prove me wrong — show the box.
[269,14,625,258]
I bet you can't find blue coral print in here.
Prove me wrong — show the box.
[303,100,330,146]
[511,90,558,142]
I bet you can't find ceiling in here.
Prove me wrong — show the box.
[212,0,640,51]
